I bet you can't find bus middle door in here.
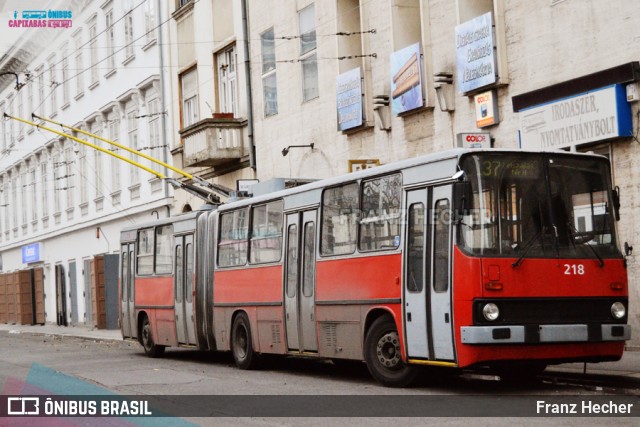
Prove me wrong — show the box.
[284,210,318,353]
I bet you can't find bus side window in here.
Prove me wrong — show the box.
[433,199,450,293]
[407,203,425,293]
[250,200,284,264]
[155,225,173,274]
[218,208,249,267]
[137,228,154,275]
[321,183,358,256]
[359,174,402,251]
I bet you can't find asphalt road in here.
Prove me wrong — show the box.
[0,331,637,426]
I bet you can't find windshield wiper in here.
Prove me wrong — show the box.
[512,228,543,268]
[566,222,605,268]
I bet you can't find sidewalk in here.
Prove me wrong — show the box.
[1,322,639,384]
[0,322,121,341]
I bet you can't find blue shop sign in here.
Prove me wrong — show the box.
[22,242,43,264]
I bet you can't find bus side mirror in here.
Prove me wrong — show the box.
[453,181,473,216]
[612,186,621,221]
[624,242,633,257]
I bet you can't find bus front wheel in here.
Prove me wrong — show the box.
[141,316,165,358]
[364,316,418,387]
[231,313,261,369]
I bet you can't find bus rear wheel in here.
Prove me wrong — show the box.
[364,316,418,387]
[141,316,165,358]
[231,313,261,369]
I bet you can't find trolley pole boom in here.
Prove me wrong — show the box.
[32,113,193,180]
[4,113,222,204]
[6,113,165,179]
[31,114,233,197]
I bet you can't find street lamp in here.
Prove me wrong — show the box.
[282,143,314,157]
[0,72,27,91]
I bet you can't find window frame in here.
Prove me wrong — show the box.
[249,199,284,265]
[136,225,174,276]
[260,27,278,117]
[298,4,319,103]
[357,173,403,253]
[180,67,199,128]
[320,182,359,257]
[217,208,249,268]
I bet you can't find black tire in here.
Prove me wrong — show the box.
[364,316,418,387]
[140,316,165,358]
[231,312,261,369]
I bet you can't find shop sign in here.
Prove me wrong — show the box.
[349,159,380,173]
[457,132,492,149]
[22,242,43,264]
[474,90,499,127]
[390,43,424,115]
[519,84,632,150]
[455,12,497,94]
[237,179,259,193]
[336,67,363,131]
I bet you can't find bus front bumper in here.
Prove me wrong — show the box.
[461,324,631,344]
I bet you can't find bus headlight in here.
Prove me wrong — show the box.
[611,302,626,319]
[482,303,500,321]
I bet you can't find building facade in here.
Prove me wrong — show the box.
[168,0,256,212]
[0,0,174,327]
[246,0,640,347]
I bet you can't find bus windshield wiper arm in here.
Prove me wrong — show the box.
[512,228,543,268]
[566,222,605,268]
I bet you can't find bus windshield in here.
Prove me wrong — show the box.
[458,153,620,259]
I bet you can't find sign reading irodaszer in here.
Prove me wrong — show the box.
[519,84,633,150]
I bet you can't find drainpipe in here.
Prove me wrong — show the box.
[241,0,256,170]
[158,0,171,207]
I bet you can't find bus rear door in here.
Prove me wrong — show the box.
[174,234,197,345]
[120,243,135,338]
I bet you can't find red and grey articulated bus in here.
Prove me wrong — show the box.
[119,148,631,387]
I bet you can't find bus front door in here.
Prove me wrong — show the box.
[404,185,455,362]
[284,210,318,353]
[174,234,197,345]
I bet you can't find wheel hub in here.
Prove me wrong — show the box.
[376,331,401,368]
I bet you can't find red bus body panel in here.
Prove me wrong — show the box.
[315,254,401,302]
[134,276,176,347]
[453,246,627,367]
[215,265,283,304]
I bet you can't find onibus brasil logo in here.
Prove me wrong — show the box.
[8,9,73,28]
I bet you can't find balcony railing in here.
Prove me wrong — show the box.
[179,117,247,168]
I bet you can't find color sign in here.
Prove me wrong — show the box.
[474,90,499,127]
